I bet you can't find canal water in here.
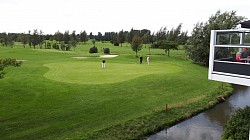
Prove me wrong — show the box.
[148,85,250,140]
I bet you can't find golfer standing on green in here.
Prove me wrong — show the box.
[147,56,150,65]
[102,59,106,69]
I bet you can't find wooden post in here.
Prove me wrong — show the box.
[221,82,224,89]
[166,104,168,112]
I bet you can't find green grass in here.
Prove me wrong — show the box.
[0,42,231,140]
[43,61,182,84]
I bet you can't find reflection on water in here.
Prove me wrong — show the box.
[148,85,250,140]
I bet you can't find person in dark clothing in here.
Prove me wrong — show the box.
[139,56,143,64]
[241,48,250,58]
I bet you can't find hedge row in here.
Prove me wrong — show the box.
[222,106,250,140]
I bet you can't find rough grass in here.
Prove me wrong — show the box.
[0,42,231,140]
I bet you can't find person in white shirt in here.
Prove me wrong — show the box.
[146,56,150,65]
[102,59,106,68]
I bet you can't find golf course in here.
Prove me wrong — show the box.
[0,42,232,140]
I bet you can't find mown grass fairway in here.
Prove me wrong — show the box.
[0,42,230,140]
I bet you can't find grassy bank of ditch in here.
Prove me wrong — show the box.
[85,83,233,140]
[0,42,233,139]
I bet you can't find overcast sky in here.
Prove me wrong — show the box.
[0,0,249,35]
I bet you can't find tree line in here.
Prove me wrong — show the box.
[0,26,188,51]
[0,10,246,66]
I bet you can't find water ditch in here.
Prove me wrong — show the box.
[148,85,250,140]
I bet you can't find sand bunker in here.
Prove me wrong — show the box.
[72,55,118,59]
[99,55,118,58]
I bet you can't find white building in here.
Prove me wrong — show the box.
[208,28,250,86]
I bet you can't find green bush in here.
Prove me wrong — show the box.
[0,58,22,78]
[52,43,59,50]
[151,42,160,48]
[103,48,110,54]
[222,106,250,140]
[89,46,98,53]
[60,44,66,51]
[114,42,119,46]
[45,42,51,49]
[65,44,71,51]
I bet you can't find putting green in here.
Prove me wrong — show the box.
[43,61,182,84]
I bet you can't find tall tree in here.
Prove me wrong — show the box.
[186,10,244,66]
[80,30,88,44]
[28,30,32,48]
[96,32,103,41]
[89,32,94,39]
[154,24,186,54]
[8,33,14,48]
[70,30,78,51]
[112,33,119,45]
[159,40,178,56]
[1,32,8,47]
[19,33,28,48]
[39,30,44,49]
[127,28,135,44]
[0,32,14,47]
[118,30,125,47]
[156,27,167,42]
[0,33,3,46]
[131,36,143,56]
[103,32,111,41]
[177,31,188,45]
[54,31,63,43]
[63,31,70,44]
[31,29,39,49]
[166,24,182,42]
[143,31,151,48]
